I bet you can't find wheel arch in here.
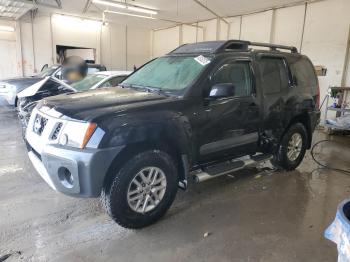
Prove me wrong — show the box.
[287,112,312,149]
[102,136,189,192]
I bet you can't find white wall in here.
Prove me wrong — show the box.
[182,25,197,44]
[0,20,17,79]
[227,17,241,39]
[241,11,273,43]
[101,23,126,70]
[0,13,151,79]
[33,16,53,70]
[219,20,229,40]
[20,21,35,76]
[0,41,17,79]
[198,19,218,41]
[127,26,151,69]
[152,26,180,57]
[272,5,305,48]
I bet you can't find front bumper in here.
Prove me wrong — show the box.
[26,142,124,198]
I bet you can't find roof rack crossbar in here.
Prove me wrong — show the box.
[248,41,298,53]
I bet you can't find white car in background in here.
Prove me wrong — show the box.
[0,64,107,106]
[17,71,132,133]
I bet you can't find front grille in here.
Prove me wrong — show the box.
[51,122,62,140]
[33,114,48,136]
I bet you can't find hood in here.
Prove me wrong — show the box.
[1,77,43,92]
[18,76,74,98]
[39,87,169,122]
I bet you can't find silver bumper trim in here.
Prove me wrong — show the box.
[28,151,57,191]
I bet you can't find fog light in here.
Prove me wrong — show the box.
[58,167,74,188]
[59,133,68,145]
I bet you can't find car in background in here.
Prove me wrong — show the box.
[17,71,131,133]
[0,63,107,106]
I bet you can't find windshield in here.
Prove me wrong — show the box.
[122,55,211,92]
[71,74,107,91]
[37,65,59,77]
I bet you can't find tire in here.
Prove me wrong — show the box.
[101,150,178,229]
[272,123,308,170]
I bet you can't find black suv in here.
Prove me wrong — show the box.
[24,40,320,228]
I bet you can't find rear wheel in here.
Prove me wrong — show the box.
[101,150,178,229]
[272,123,308,170]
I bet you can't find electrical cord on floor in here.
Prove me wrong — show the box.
[310,139,350,174]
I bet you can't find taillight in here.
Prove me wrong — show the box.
[315,84,320,109]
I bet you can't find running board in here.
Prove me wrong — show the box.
[192,154,272,183]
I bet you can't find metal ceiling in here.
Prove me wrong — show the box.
[0,0,61,20]
[0,0,33,19]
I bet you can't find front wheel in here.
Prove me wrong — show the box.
[101,150,178,229]
[272,123,308,170]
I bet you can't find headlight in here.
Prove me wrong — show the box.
[59,121,97,149]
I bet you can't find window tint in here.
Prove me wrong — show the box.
[211,62,252,97]
[288,57,317,92]
[259,58,289,95]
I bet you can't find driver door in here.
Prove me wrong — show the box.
[198,59,261,162]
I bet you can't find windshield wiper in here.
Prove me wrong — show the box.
[141,86,171,96]
[121,84,170,96]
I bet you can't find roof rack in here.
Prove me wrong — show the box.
[248,41,298,53]
[168,40,299,54]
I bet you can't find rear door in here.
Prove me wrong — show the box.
[256,55,291,139]
[198,58,261,162]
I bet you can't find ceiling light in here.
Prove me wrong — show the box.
[127,6,157,15]
[52,14,102,28]
[0,25,15,32]
[92,0,158,15]
[104,10,156,20]
[92,0,126,9]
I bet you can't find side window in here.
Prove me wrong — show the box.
[211,62,253,97]
[110,76,127,86]
[99,76,126,88]
[288,57,317,92]
[259,57,289,95]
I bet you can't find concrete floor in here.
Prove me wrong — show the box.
[1,98,350,262]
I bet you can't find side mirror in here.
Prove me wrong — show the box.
[41,64,48,72]
[209,83,235,99]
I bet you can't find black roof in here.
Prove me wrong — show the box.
[169,40,298,55]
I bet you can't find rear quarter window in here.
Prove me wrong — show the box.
[287,56,317,93]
